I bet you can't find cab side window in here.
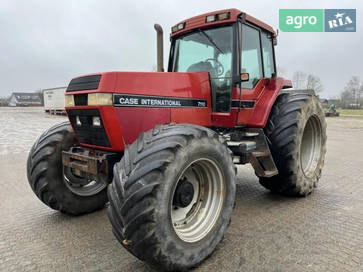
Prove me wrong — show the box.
[261,32,275,78]
[241,24,263,89]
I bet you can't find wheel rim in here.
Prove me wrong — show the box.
[63,167,107,197]
[171,158,225,243]
[300,115,322,177]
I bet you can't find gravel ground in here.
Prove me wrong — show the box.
[0,107,362,272]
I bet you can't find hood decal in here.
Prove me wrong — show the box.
[114,94,207,108]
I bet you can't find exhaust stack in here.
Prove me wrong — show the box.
[154,24,164,72]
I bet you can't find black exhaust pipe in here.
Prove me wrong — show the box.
[154,24,164,72]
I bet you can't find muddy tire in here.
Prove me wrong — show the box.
[259,92,327,196]
[27,122,108,215]
[107,124,236,271]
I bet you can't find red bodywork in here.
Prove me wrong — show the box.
[170,8,276,39]
[67,72,213,151]
[65,8,293,152]
[66,72,291,152]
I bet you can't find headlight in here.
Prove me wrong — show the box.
[206,14,216,22]
[88,93,113,106]
[76,116,82,126]
[171,22,185,33]
[92,116,101,127]
[65,95,75,107]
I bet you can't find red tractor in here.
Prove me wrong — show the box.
[27,9,326,271]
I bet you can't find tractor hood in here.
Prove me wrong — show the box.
[65,71,213,151]
[66,71,212,105]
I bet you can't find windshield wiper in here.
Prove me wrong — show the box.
[198,29,224,54]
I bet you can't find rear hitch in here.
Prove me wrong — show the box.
[62,147,120,184]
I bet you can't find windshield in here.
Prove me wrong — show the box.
[171,26,233,112]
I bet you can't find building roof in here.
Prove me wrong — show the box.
[10,92,42,103]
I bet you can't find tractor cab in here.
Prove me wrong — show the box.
[169,25,234,112]
[168,25,233,112]
[168,9,283,127]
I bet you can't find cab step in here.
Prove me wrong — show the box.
[226,128,279,178]
[227,140,256,152]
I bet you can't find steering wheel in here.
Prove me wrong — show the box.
[206,58,224,77]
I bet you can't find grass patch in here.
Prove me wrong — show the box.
[338,109,363,118]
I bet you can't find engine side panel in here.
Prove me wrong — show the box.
[113,72,211,99]
[115,107,171,145]
[112,71,212,144]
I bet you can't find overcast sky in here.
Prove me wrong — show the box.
[0,0,361,98]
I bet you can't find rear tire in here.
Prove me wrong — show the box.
[27,122,108,215]
[107,124,236,271]
[259,92,327,196]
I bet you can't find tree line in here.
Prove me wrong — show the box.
[340,76,363,108]
[284,69,362,109]
[291,71,323,93]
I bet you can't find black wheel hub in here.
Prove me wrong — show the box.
[173,179,194,208]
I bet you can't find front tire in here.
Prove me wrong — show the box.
[107,124,236,271]
[27,122,108,215]
[259,92,327,196]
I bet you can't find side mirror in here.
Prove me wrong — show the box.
[240,73,249,82]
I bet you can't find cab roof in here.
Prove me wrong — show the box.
[170,8,276,38]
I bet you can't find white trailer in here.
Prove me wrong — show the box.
[43,87,66,114]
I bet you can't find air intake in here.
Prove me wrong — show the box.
[66,75,101,92]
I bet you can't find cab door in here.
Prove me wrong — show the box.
[237,22,276,126]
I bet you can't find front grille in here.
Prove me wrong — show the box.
[66,75,101,92]
[67,109,110,147]
[74,94,88,106]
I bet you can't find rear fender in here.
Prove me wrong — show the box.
[280,89,316,96]
[244,77,294,128]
